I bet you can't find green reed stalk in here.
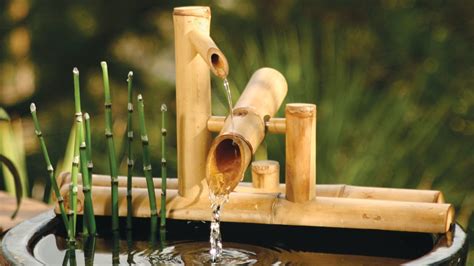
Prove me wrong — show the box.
[84,113,93,185]
[101,61,120,231]
[160,104,167,229]
[126,71,134,231]
[30,103,69,231]
[73,68,96,236]
[69,115,80,242]
[137,94,158,235]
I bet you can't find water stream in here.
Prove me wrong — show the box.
[209,192,229,262]
[223,78,234,132]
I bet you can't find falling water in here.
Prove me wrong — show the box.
[209,192,229,262]
[223,78,235,132]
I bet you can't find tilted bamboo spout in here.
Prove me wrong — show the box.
[173,6,229,197]
[206,68,288,195]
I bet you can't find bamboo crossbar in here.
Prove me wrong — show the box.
[207,116,286,134]
[59,173,445,204]
[56,183,453,233]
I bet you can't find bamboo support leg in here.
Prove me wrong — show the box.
[285,104,317,203]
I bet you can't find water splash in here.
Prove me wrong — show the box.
[209,192,229,262]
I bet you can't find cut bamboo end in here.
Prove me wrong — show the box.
[206,68,288,195]
[188,29,229,78]
[173,6,211,18]
[206,134,252,195]
[57,184,454,233]
[285,103,317,203]
[251,160,280,193]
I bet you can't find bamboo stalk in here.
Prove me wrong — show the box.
[285,103,317,203]
[30,103,69,231]
[73,67,96,236]
[251,160,280,193]
[59,184,454,233]
[101,61,120,231]
[207,116,286,134]
[137,94,158,235]
[173,6,229,197]
[126,71,134,231]
[160,104,167,229]
[207,68,288,195]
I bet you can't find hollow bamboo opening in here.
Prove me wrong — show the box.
[206,68,288,195]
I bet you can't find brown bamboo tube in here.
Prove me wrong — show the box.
[285,103,316,203]
[206,68,288,195]
[251,160,280,193]
[57,173,445,203]
[57,184,454,233]
[207,116,286,134]
[173,6,228,197]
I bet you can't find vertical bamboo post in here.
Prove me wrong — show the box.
[251,160,280,193]
[285,104,316,203]
[173,6,228,197]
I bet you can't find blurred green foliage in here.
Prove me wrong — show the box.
[0,0,473,262]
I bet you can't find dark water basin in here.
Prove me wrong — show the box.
[1,210,469,265]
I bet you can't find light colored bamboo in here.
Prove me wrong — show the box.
[188,29,228,78]
[58,173,445,203]
[285,103,316,203]
[173,6,228,197]
[57,184,454,233]
[208,116,286,134]
[207,68,288,195]
[251,160,280,193]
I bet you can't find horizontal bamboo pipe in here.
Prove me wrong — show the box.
[58,173,445,203]
[57,184,454,233]
[208,116,286,134]
[207,68,288,195]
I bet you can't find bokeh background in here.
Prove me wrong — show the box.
[0,0,473,262]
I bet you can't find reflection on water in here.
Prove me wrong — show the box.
[33,217,433,265]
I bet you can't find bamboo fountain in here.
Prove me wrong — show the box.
[55,6,454,235]
[2,5,468,266]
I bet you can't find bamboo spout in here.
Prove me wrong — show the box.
[206,68,288,195]
[188,29,229,78]
[173,6,229,197]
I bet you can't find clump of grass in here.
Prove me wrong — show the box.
[137,94,158,236]
[126,71,134,231]
[101,61,120,232]
[30,103,68,230]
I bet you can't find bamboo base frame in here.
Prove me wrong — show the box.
[59,173,445,204]
[56,180,453,234]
